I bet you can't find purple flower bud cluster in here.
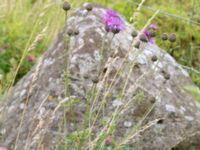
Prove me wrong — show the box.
[150,24,157,30]
[103,10,125,34]
[105,136,112,145]
[144,24,157,44]
[27,55,36,64]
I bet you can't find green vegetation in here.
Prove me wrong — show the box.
[184,85,200,102]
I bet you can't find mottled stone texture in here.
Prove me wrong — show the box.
[0,3,200,150]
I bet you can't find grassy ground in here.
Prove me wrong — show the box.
[0,0,200,149]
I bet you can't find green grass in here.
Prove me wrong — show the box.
[0,0,65,96]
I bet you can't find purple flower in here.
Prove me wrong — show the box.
[105,136,112,145]
[27,55,36,64]
[150,24,157,30]
[103,10,125,34]
[144,29,156,44]
[0,147,7,150]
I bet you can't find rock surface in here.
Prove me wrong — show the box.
[0,3,200,150]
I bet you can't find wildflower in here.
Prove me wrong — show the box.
[134,41,140,48]
[105,136,112,145]
[62,1,71,11]
[74,29,79,35]
[162,70,170,80]
[143,29,155,44]
[150,97,156,104]
[85,3,93,11]
[169,33,176,42]
[103,10,125,34]
[161,33,168,41]
[67,28,74,36]
[131,30,138,38]
[92,76,99,84]
[105,26,110,32]
[48,95,53,100]
[149,30,156,37]
[151,55,158,62]
[139,33,148,42]
[150,24,157,30]
[27,55,36,64]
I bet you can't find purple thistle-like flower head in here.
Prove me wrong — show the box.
[27,55,36,64]
[103,10,125,34]
[150,24,157,30]
[144,29,150,39]
[105,136,112,145]
[144,29,156,44]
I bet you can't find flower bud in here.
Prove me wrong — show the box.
[112,28,120,34]
[149,30,156,37]
[105,26,110,32]
[139,34,148,42]
[169,33,176,42]
[92,76,99,84]
[161,33,168,41]
[151,55,157,62]
[134,41,140,48]
[62,1,71,11]
[27,55,36,64]
[150,24,157,30]
[131,30,138,38]
[74,29,79,35]
[105,136,112,145]
[85,3,93,11]
[67,28,74,36]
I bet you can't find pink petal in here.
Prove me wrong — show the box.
[0,147,8,150]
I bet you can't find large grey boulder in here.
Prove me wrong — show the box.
[0,3,200,150]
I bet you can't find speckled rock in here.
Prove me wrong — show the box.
[0,3,200,150]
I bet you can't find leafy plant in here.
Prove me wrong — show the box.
[184,85,200,102]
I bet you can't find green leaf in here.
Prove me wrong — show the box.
[196,97,200,103]
[184,85,200,95]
